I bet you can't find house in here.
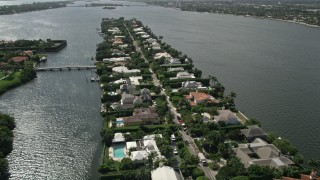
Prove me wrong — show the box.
[181,81,203,89]
[140,88,151,102]
[151,42,161,50]
[112,66,140,74]
[119,44,128,49]
[143,134,163,140]
[141,34,150,39]
[133,27,143,32]
[241,125,268,142]
[118,84,136,94]
[113,78,129,84]
[185,91,216,106]
[154,52,172,60]
[130,150,148,164]
[169,58,181,64]
[201,112,212,123]
[120,93,142,109]
[103,57,130,63]
[129,76,143,85]
[22,50,33,56]
[122,107,160,126]
[126,141,137,150]
[112,133,125,143]
[108,27,121,34]
[151,165,181,180]
[10,56,28,63]
[146,38,157,44]
[234,138,294,169]
[170,71,195,80]
[112,40,123,45]
[111,49,126,56]
[144,139,160,154]
[167,67,185,72]
[214,110,240,125]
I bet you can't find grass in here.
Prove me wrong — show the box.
[0,71,5,79]
[0,72,22,94]
[103,146,110,164]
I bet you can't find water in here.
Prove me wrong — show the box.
[0,1,319,179]
[113,144,126,158]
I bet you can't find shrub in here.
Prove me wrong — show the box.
[192,167,205,179]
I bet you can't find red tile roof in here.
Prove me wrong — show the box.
[10,56,28,63]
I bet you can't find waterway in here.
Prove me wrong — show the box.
[0,0,319,179]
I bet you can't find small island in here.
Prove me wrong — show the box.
[0,1,72,15]
[0,39,67,95]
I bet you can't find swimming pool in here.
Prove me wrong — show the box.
[113,144,125,158]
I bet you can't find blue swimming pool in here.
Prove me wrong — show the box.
[113,144,125,158]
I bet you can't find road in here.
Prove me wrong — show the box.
[125,23,216,180]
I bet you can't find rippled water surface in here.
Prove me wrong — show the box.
[0,1,319,179]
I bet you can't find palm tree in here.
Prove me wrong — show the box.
[208,75,217,87]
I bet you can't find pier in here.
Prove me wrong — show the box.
[35,66,96,72]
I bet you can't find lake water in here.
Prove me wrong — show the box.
[0,0,319,179]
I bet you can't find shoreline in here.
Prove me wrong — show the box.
[150,4,320,29]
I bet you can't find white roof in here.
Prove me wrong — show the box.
[154,52,172,59]
[113,133,125,143]
[112,66,141,73]
[126,141,137,150]
[151,166,178,180]
[130,150,148,161]
[129,76,143,85]
[143,134,163,140]
[113,78,127,84]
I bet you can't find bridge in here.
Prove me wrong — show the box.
[35,66,96,72]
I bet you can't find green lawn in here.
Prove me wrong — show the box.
[0,71,5,79]
[0,72,22,94]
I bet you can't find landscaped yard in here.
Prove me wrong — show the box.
[0,72,22,94]
[0,71,5,79]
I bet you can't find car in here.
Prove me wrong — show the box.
[173,148,178,155]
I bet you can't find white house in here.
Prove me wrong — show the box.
[112,66,140,74]
[170,72,195,80]
[154,52,172,60]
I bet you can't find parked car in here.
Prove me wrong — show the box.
[173,148,178,155]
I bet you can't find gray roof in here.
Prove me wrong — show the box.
[234,138,294,169]
[181,81,202,89]
[214,110,239,122]
[121,93,135,104]
[241,125,267,139]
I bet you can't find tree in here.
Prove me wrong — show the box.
[159,145,174,158]
[0,158,9,180]
[100,128,114,146]
[119,158,135,171]
[135,167,151,180]
[192,167,205,179]
[193,68,202,78]
[218,143,233,159]
[0,113,15,130]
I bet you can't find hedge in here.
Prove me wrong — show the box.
[100,173,122,180]
[102,110,133,117]
[112,124,178,133]
[218,125,247,132]
[136,84,154,89]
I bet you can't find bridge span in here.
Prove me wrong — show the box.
[35,66,96,72]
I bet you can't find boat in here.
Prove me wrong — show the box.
[40,56,47,62]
